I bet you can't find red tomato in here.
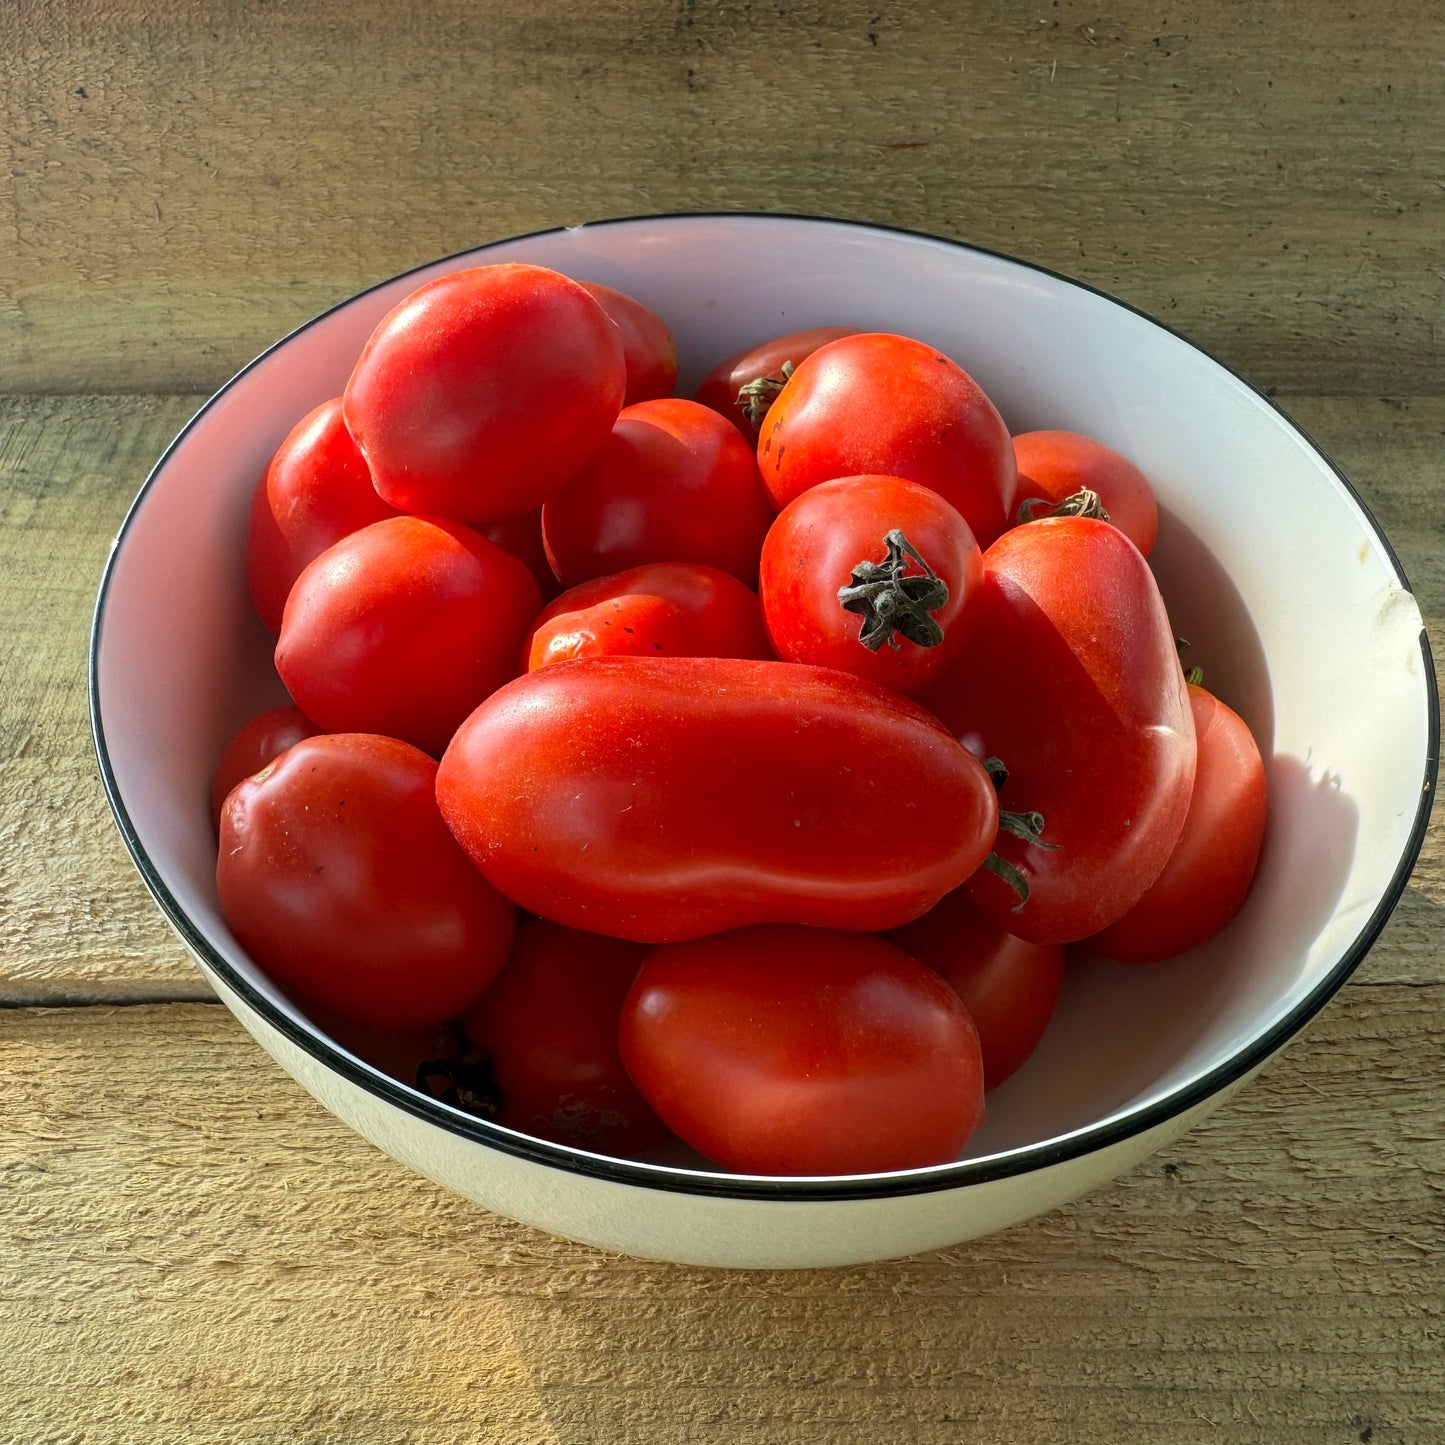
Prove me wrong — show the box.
[694,325,858,439]
[618,925,985,1175]
[920,517,1196,944]
[461,918,668,1156]
[1010,430,1159,556]
[887,887,1063,1089]
[209,703,321,827]
[478,508,562,604]
[216,734,514,1031]
[246,398,400,635]
[437,656,999,943]
[526,563,771,671]
[1085,684,1267,962]
[342,264,625,522]
[276,516,541,758]
[759,474,982,695]
[756,333,1016,547]
[580,281,678,406]
[540,398,774,588]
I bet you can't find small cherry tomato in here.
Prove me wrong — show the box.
[1084,683,1267,963]
[478,508,562,604]
[1010,430,1159,556]
[461,918,668,1157]
[276,516,541,758]
[580,281,678,405]
[437,656,1000,943]
[887,887,1064,1089]
[342,264,626,522]
[694,325,858,439]
[246,398,400,635]
[526,562,771,671]
[759,474,982,695]
[209,703,321,827]
[618,924,986,1175]
[756,332,1016,547]
[921,517,1196,945]
[217,734,515,1031]
[541,398,774,587]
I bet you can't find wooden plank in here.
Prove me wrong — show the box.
[2,0,1441,396]
[3,392,1440,1002]
[1,994,1440,1443]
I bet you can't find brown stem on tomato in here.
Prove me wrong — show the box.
[1016,487,1112,525]
[736,359,796,427]
[416,1020,502,1119]
[837,528,950,652]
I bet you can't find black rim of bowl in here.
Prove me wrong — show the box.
[89,212,1440,1204]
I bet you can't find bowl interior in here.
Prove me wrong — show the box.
[93,215,1432,1179]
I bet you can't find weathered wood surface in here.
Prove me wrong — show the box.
[1,1,1441,397]
[1,997,1441,1445]
[3,0,1443,1439]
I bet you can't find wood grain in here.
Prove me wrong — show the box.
[1,1,1441,396]
[1,996,1440,1444]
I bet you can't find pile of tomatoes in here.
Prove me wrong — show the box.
[214,263,1268,1177]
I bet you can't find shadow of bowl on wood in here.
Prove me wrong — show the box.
[90,215,1437,1267]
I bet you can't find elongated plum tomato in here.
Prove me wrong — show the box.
[759,474,982,695]
[216,734,515,1032]
[694,325,858,439]
[1010,430,1158,556]
[436,656,1000,943]
[276,515,541,758]
[541,398,774,588]
[757,332,1016,547]
[526,562,771,671]
[920,517,1196,945]
[1084,684,1267,963]
[579,281,678,406]
[618,925,985,1175]
[461,918,668,1157]
[342,263,626,523]
[246,397,401,635]
[209,703,320,827]
[887,886,1063,1089]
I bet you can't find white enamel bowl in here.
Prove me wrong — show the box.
[91,215,1437,1268]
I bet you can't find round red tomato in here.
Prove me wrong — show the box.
[618,924,985,1175]
[437,656,999,942]
[1010,430,1159,556]
[540,398,774,587]
[276,515,541,758]
[694,325,858,439]
[921,517,1196,945]
[216,734,515,1031]
[342,264,626,522]
[580,281,678,406]
[1085,684,1267,963]
[759,474,982,695]
[209,703,320,827]
[478,508,562,604]
[461,918,668,1157]
[888,886,1063,1089]
[246,397,400,635]
[526,562,771,671]
[756,332,1016,547]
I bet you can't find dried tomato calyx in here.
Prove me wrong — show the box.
[1016,487,1111,525]
[982,807,1061,912]
[416,1021,502,1119]
[837,528,950,652]
[736,360,796,427]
